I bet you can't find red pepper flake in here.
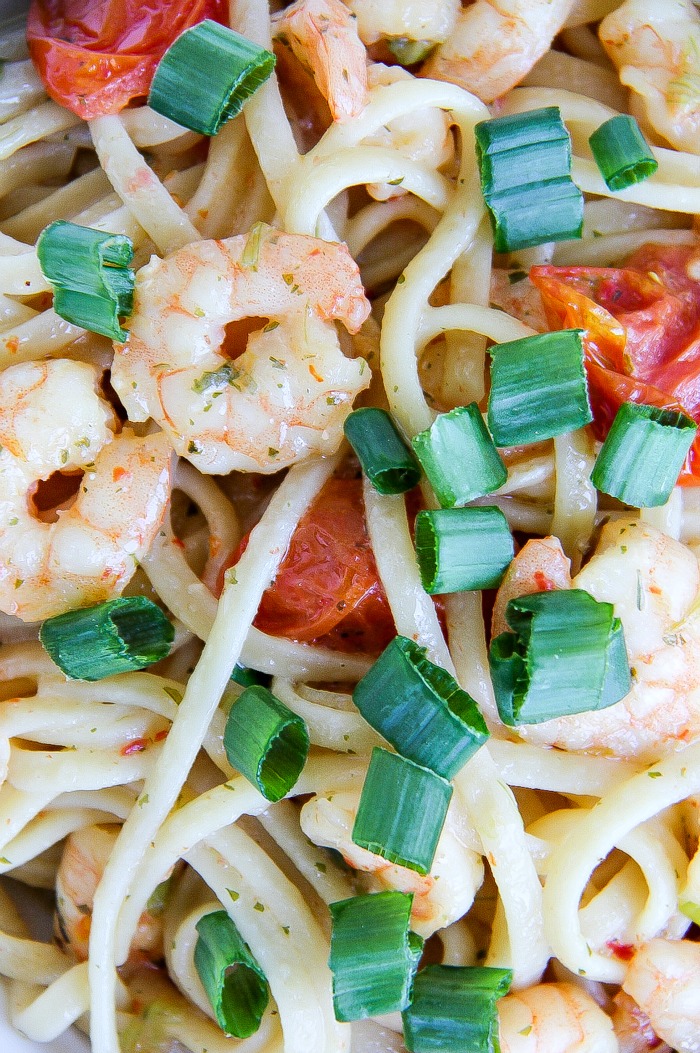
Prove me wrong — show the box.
[4,336,19,354]
[533,571,555,591]
[121,738,148,756]
[606,939,635,961]
[154,729,168,742]
[308,363,324,382]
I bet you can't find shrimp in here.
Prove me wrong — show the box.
[55,824,164,963]
[299,790,483,937]
[497,982,618,1051]
[621,939,700,1053]
[344,0,460,48]
[111,224,371,475]
[611,991,671,1053]
[599,0,700,155]
[0,359,171,622]
[491,536,572,639]
[272,0,369,122]
[497,518,700,761]
[421,0,576,104]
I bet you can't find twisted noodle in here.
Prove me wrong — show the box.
[1,1,700,1051]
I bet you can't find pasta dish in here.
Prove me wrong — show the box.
[0,0,699,1051]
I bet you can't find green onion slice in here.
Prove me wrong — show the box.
[194,910,269,1038]
[352,747,452,875]
[39,596,173,681]
[329,891,423,1021]
[487,329,592,446]
[489,589,631,726]
[415,506,514,594]
[224,685,309,802]
[589,114,658,192]
[353,636,488,780]
[590,402,697,508]
[149,20,276,136]
[475,106,583,252]
[37,221,134,341]
[344,407,421,495]
[230,663,271,689]
[412,405,507,508]
[402,964,512,1053]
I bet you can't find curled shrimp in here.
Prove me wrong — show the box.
[495,518,700,761]
[497,982,618,1052]
[621,939,700,1053]
[299,790,483,937]
[421,0,575,104]
[611,991,671,1053]
[111,224,371,475]
[599,0,700,154]
[491,536,572,639]
[55,824,164,963]
[0,359,171,622]
[272,0,369,121]
[344,0,460,48]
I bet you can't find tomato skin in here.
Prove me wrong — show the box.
[531,245,700,485]
[222,477,396,656]
[27,0,229,119]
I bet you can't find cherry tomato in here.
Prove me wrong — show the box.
[27,0,229,119]
[221,476,396,655]
[531,244,700,485]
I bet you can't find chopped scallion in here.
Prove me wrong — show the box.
[589,114,658,191]
[149,20,276,136]
[194,910,269,1038]
[353,636,488,780]
[344,407,421,495]
[224,685,309,802]
[39,596,173,681]
[329,891,422,1021]
[37,221,134,341]
[475,107,583,252]
[489,589,631,725]
[590,402,697,508]
[412,405,507,507]
[352,748,452,875]
[487,329,592,446]
[415,506,513,593]
[402,964,512,1053]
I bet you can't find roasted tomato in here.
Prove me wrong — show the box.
[531,244,700,484]
[27,0,229,119]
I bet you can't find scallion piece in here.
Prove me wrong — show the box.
[412,405,507,508]
[352,748,452,875]
[194,910,269,1038]
[589,114,658,191]
[487,329,592,446]
[224,684,309,802]
[489,589,631,726]
[39,596,173,681]
[415,506,513,593]
[329,891,423,1021]
[344,407,421,495]
[475,107,583,252]
[149,20,276,136]
[402,964,512,1053]
[37,221,134,341]
[230,664,270,689]
[590,402,697,508]
[353,636,488,780]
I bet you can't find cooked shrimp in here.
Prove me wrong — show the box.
[421,0,576,104]
[622,939,700,1053]
[299,790,483,937]
[55,824,164,963]
[111,224,371,475]
[599,0,700,154]
[0,359,171,622]
[344,0,460,47]
[272,0,369,122]
[491,536,572,639]
[501,518,700,761]
[497,982,618,1051]
[363,64,453,201]
[611,991,670,1053]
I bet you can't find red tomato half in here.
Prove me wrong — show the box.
[531,244,700,484]
[222,477,396,655]
[27,0,229,119]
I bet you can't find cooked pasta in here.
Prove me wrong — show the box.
[0,2,700,1052]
